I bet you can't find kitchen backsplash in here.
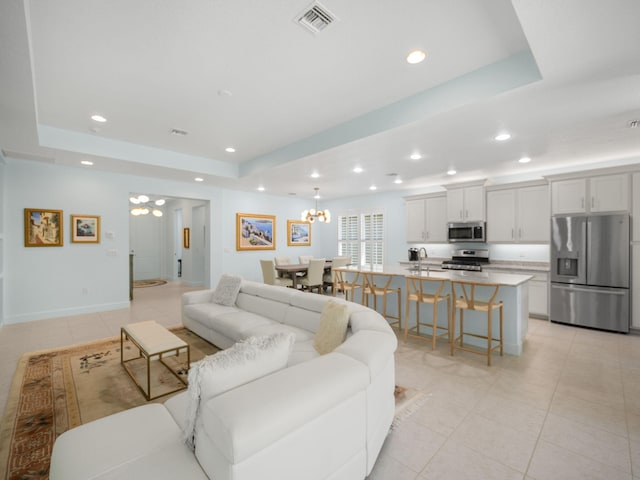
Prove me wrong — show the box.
[405,243,550,263]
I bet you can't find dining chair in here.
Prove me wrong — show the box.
[450,280,503,366]
[298,255,314,264]
[405,275,451,349]
[361,272,402,330]
[323,256,350,294]
[260,259,293,288]
[299,258,326,293]
[273,256,292,278]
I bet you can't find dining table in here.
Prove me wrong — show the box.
[274,260,332,290]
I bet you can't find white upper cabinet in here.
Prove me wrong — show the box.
[486,189,516,241]
[406,199,426,243]
[551,178,586,214]
[518,185,550,242]
[590,174,629,212]
[487,184,549,243]
[447,185,485,222]
[406,195,447,243]
[425,196,447,242]
[551,174,629,215]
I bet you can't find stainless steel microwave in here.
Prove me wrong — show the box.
[447,222,486,243]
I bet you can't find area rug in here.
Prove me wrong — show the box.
[0,328,218,480]
[133,279,167,288]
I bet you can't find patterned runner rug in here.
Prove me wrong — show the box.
[0,327,218,480]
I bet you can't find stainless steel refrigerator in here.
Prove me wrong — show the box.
[550,214,630,333]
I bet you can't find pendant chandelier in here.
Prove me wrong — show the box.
[130,194,164,217]
[301,187,331,223]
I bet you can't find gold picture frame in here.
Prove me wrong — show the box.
[236,213,276,251]
[287,220,311,246]
[24,209,63,247]
[183,227,190,249]
[71,214,101,243]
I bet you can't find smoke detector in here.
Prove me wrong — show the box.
[295,2,337,34]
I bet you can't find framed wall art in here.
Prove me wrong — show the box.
[71,214,101,243]
[287,220,311,246]
[24,208,64,247]
[183,227,190,249]
[236,213,276,251]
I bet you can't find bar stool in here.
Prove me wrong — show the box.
[450,280,503,366]
[362,272,402,330]
[404,275,451,349]
[333,269,363,302]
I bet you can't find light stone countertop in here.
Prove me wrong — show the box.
[338,264,533,287]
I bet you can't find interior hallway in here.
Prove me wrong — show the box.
[1,283,640,479]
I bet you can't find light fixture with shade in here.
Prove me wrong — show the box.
[301,187,331,223]
[129,194,165,217]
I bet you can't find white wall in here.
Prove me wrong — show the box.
[3,159,315,323]
[2,158,553,325]
[0,153,5,325]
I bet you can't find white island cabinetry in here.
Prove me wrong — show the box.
[335,264,531,355]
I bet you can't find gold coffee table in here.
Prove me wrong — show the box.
[120,321,190,400]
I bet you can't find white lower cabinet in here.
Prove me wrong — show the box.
[485,268,548,318]
[528,272,549,318]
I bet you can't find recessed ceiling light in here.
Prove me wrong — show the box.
[80,160,94,166]
[494,132,511,141]
[225,147,236,153]
[394,177,403,184]
[353,166,363,173]
[257,186,265,192]
[447,169,457,175]
[518,156,531,164]
[194,177,204,182]
[369,185,377,191]
[406,49,426,64]
[91,114,107,123]
[410,153,422,160]
[310,171,320,179]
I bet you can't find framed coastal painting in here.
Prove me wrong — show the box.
[24,209,64,247]
[287,220,311,246]
[236,213,276,251]
[71,214,100,243]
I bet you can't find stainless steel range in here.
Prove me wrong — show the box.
[441,249,489,272]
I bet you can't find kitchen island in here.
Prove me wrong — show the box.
[335,264,532,356]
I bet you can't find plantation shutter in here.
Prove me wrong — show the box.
[337,211,384,267]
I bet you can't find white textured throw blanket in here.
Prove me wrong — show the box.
[183,332,295,449]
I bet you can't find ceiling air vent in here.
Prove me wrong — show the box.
[296,2,336,34]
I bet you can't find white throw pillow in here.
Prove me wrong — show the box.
[211,274,242,306]
[182,332,295,448]
[313,300,349,355]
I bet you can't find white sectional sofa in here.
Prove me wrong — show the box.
[50,280,397,480]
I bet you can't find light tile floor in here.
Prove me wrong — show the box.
[1,283,639,479]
